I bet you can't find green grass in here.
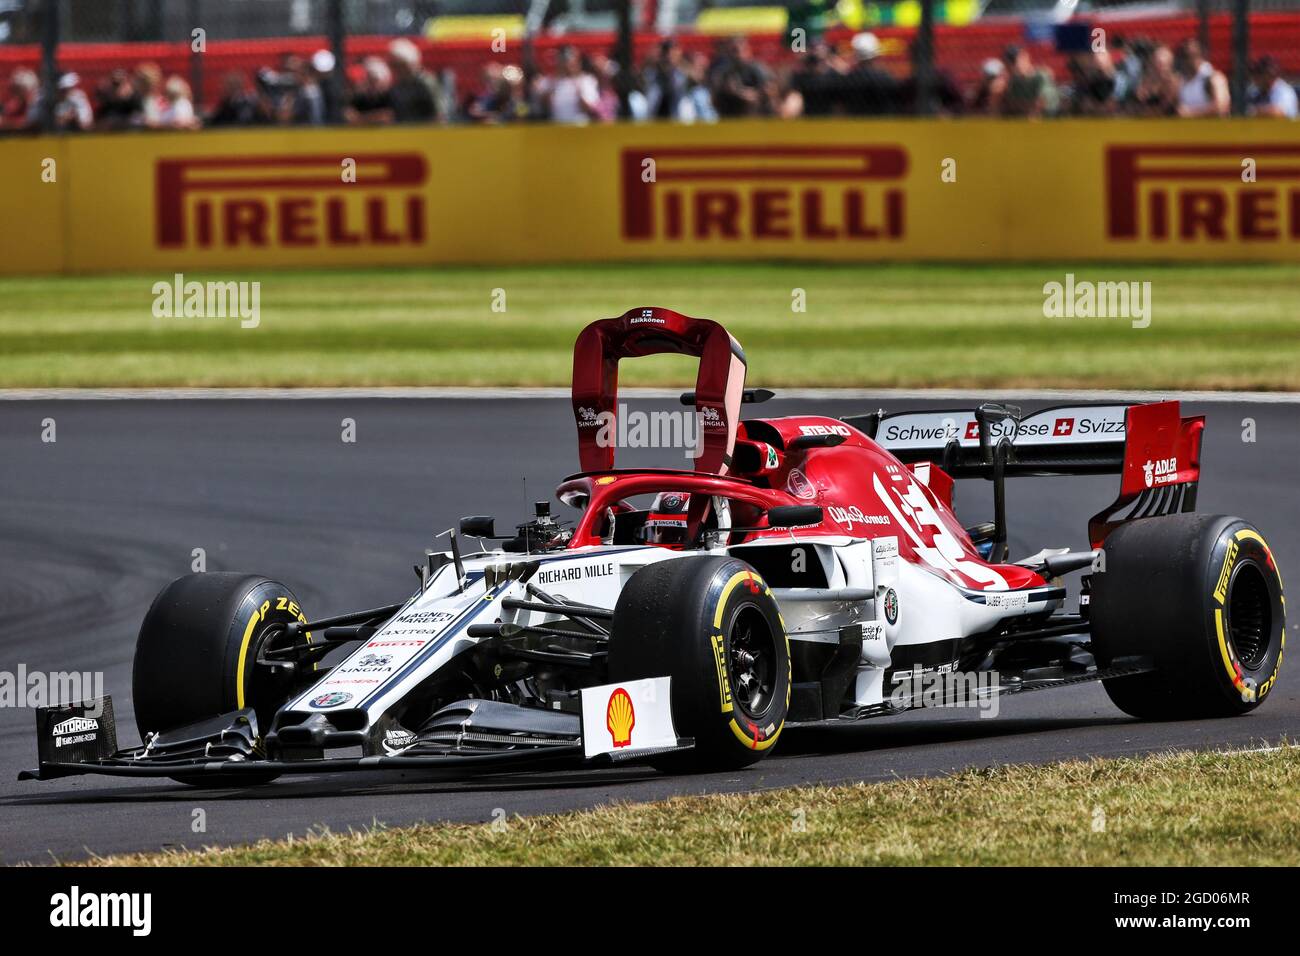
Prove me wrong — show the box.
[1,263,1298,389]
[75,746,1299,866]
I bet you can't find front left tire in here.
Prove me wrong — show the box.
[133,572,312,785]
[608,556,791,770]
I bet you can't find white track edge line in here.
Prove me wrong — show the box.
[3,387,1300,403]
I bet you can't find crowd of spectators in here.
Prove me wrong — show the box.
[968,37,1295,119]
[1,31,1295,132]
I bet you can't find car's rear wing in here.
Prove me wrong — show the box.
[846,404,1134,477]
[845,401,1205,549]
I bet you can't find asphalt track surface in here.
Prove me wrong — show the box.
[1,396,1296,863]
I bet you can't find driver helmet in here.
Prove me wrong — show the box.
[641,492,691,548]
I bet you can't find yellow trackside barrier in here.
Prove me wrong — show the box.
[1,119,1297,275]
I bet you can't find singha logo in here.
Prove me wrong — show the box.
[699,405,725,428]
[578,406,602,427]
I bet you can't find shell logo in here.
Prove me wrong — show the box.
[606,687,636,748]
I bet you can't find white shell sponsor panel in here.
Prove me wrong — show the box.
[580,677,679,758]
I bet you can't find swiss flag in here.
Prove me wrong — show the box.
[964,421,980,440]
[1054,418,1075,437]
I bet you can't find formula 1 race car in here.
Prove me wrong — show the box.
[22,307,1287,785]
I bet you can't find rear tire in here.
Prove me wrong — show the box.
[133,572,312,786]
[1090,514,1285,720]
[608,556,791,771]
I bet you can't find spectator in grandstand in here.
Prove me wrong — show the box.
[95,68,142,130]
[386,38,440,123]
[1,68,39,130]
[784,40,847,118]
[644,38,690,120]
[465,63,531,123]
[1064,50,1118,115]
[709,36,776,117]
[312,50,340,122]
[160,76,200,129]
[679,51,718,123]
[1248,56,1298,119]
[133,63,166,128]
[208,71,273,126]
[841,32,898,116]
[538,46,601,124]
[587,53,623,122]
[345,57,394,125]
[1108,35,1146,107]
[52,73,94,131]
[280,55,325,125]
[1131,42,1180,116]
[999,45,1058,118]
[970,58,1008,115]
[1174,39,1229,117]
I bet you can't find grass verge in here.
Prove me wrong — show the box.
[77,745,1298,866]
[2,263,1299,389]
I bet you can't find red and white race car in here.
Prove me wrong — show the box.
[23,307,1287,784]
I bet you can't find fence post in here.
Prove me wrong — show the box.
[616,0,633,117]
[327,0,346,124]
[1230,0,1249,116]
[915,0,935,116]
[1196,0,1210,56]
[39,0,59,132]
[188,0,204,114]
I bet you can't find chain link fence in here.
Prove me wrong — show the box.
[0,0,1295,129]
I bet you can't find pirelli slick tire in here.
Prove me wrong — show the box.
[133,573,311,786]
[608,556,791,771]
[1091,514,1285,720]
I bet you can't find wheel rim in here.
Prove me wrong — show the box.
[728,604,777,719]
[1227,561,1272,670]
[247,622,309,730]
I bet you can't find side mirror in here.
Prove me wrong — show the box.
[459,515,496,538]
[767,505,822,528]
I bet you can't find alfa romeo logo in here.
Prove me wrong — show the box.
[310,691,353,709]
[883,588,899,625]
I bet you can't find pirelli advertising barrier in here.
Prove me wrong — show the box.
[2,119,1298,274]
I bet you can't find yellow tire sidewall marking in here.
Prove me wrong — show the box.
[1217,529,1285,699]
[713,568,791,744]
[730,717,783,751]
[235,608,262,710]
[236,593,310,710]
